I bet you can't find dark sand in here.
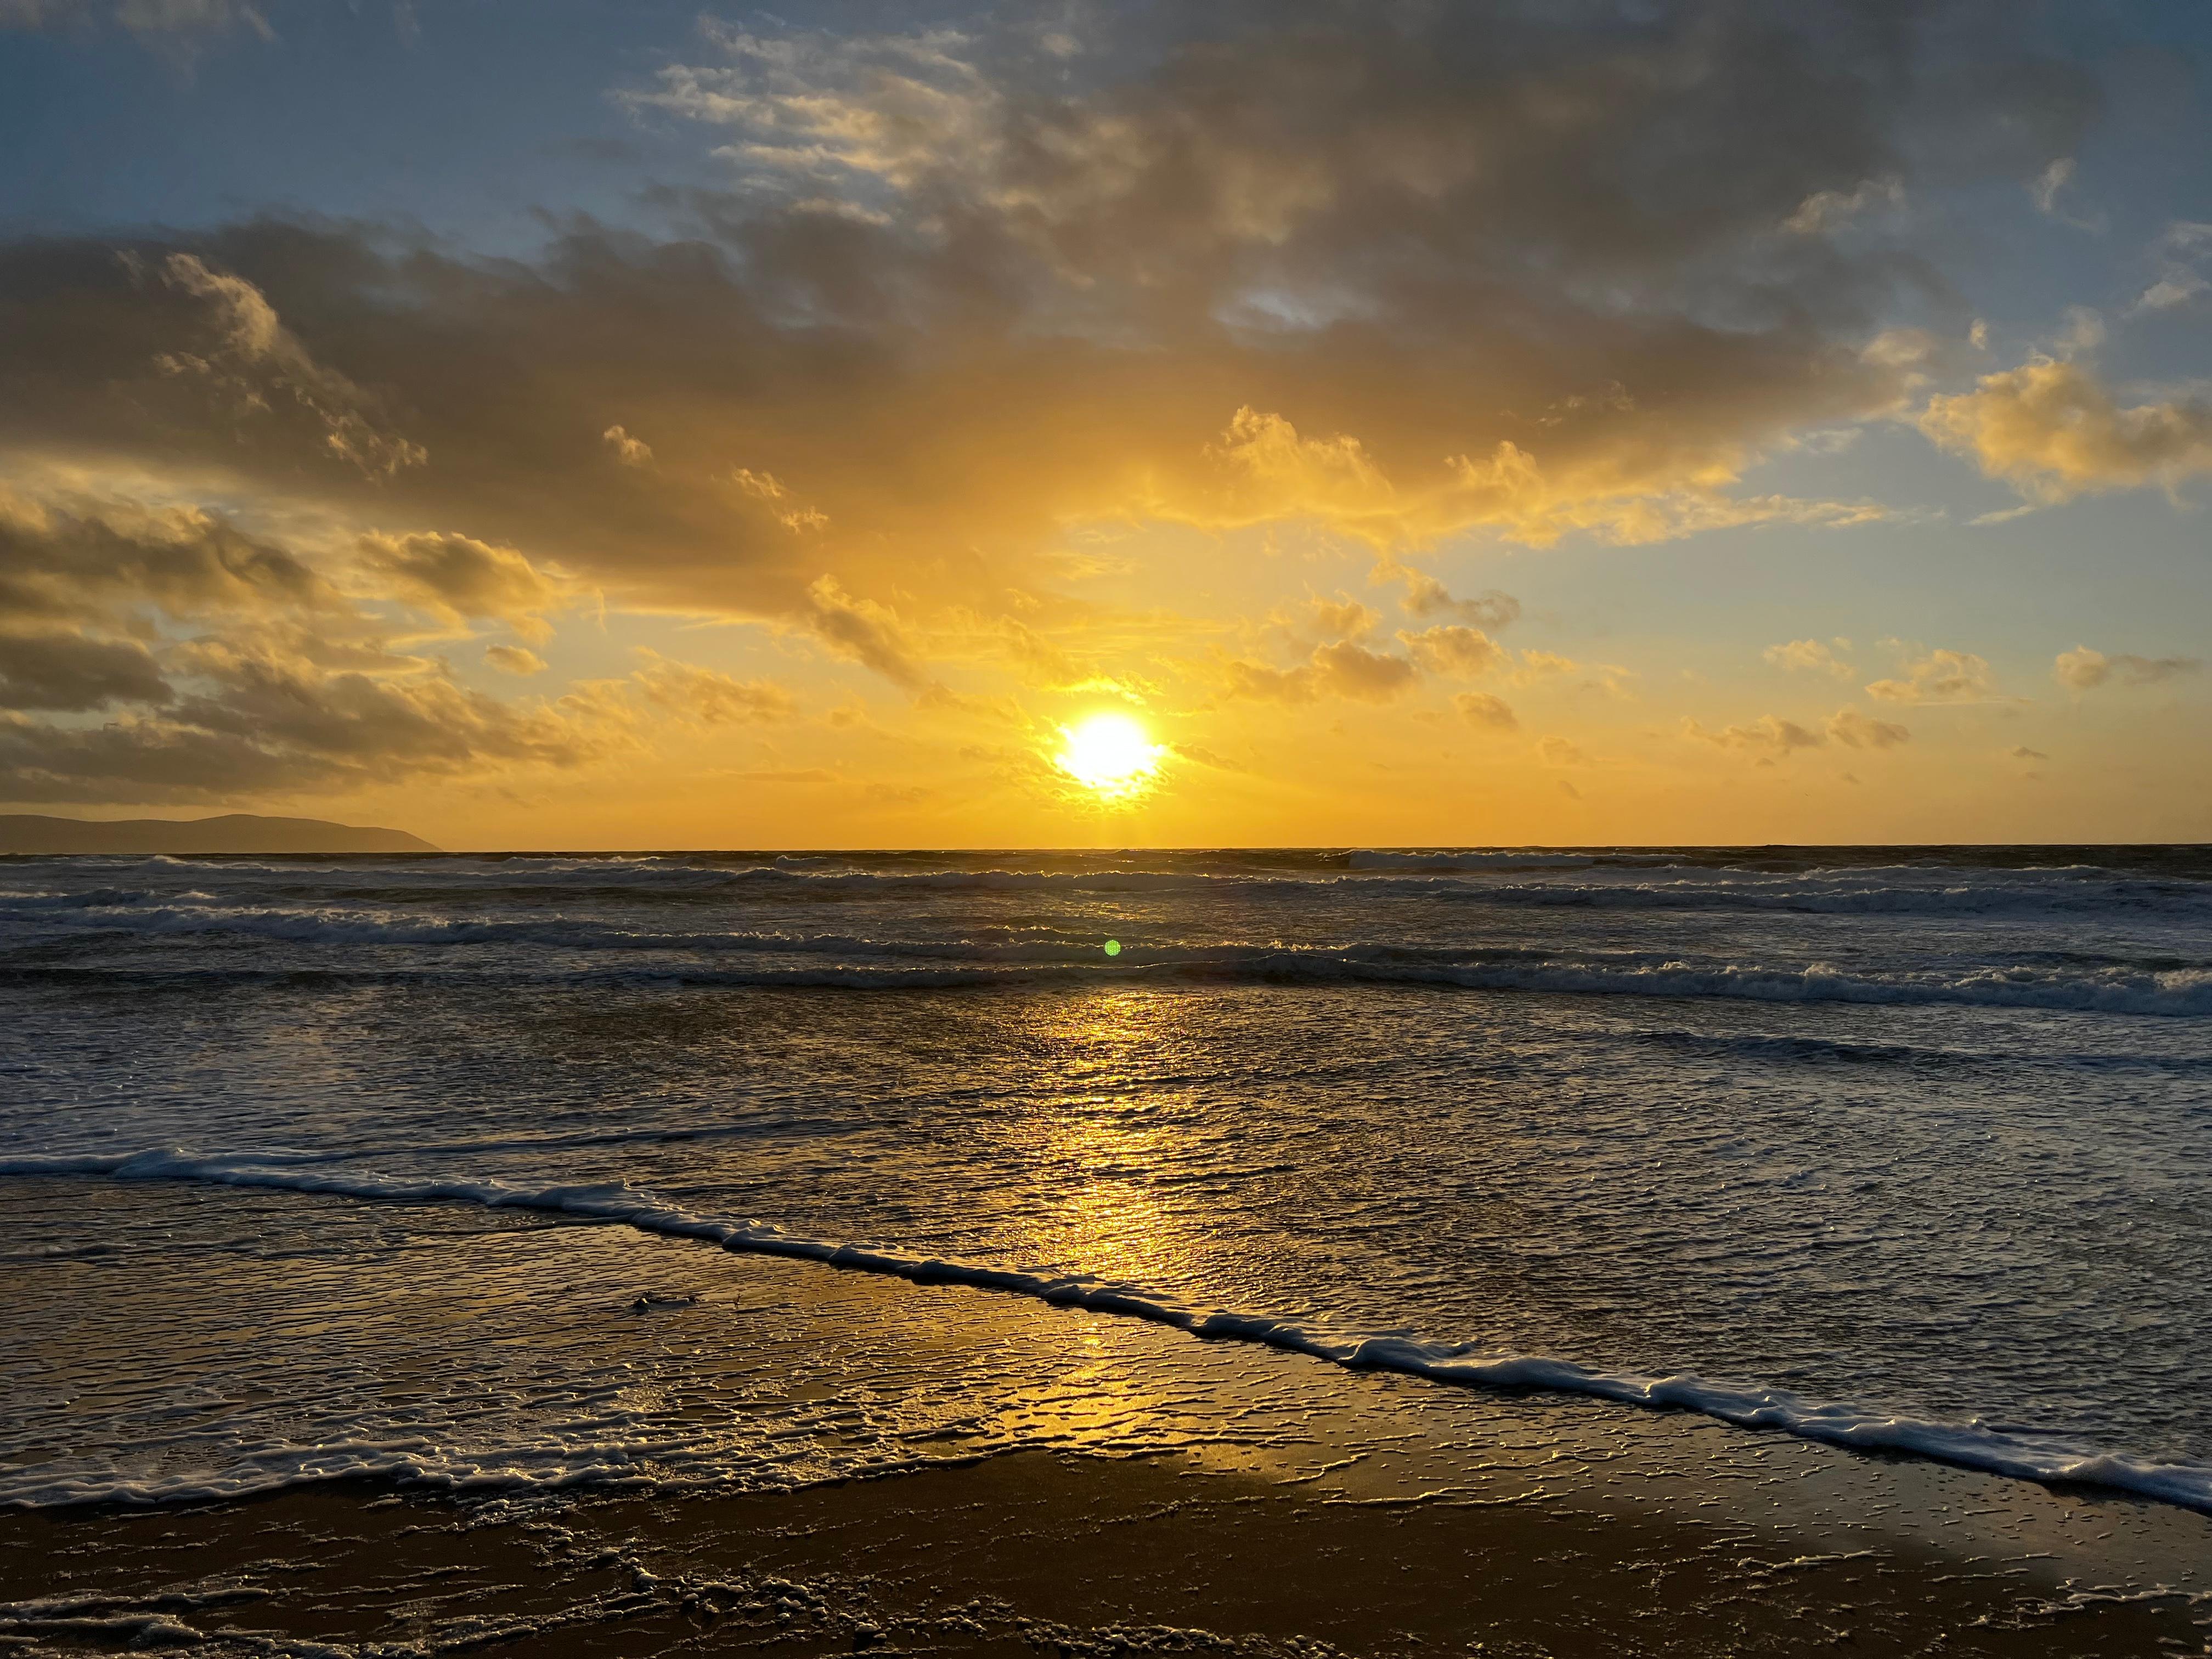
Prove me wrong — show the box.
[5,1439,2210,1654]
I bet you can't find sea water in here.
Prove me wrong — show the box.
[2,846,2209,1512]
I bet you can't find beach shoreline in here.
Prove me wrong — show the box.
[4,1440,2207,1656]
[4,1178,2210,1656]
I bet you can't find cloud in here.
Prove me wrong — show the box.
[1681,714,1825,753]
[0,478,633,805]
[729,466,828,531]
[1169,741,1247,773]
[1397,570,1520,629]
[1826,706,1910,748]
[3,2,2079,656]
[1786,176,1905,235]
[1398,625,1504,679]
[3,0,273,47]
[1864,648,1997,704]
[0,1,2129,810]
[1308,641,1416,702]
[631,648,795,724]
[1225,639,1415,704]
[1682,705,1909,753]
[0,645,618,805]
[2053,646,2202,690]
[483,644,547,676]
[2029,157,2075,216]
[627,21,1003,199]
[355,531,575,643]
[2011,745,2048,761]
[2130,222,2212,315]
[1919,358,2212,504]
[1306,597,1380,644]
[2134,276,2209,314]
[0,486,341,628]
[1537,736,1587,768]
[146,254,425,477]
[1764,637,1854,678]
[602,425,653,467]
[1452,691,1516,731]
[0,629,171,712]
[798,575,929,689]
[1511,650,1579,685]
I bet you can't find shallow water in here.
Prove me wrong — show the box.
[2,845,2209,1511]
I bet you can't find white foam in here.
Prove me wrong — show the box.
[6,1147,2210,1516]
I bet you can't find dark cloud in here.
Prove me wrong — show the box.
[0,489,337,628]
[0,3,2101,647]
[0,644,619,805]
[0,0,2133,817]
[0,479,628,804]
[0,681,601,805]
[0,629,170,712]
[356,530,575,642]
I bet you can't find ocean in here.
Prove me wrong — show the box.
[4,842,2209,1537]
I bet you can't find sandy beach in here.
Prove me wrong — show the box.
[5,1175,2208,1656]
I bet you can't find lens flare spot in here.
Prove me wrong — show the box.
[1056,713,1164,802]
[1104,939,1122,956]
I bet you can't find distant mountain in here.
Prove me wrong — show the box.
[0,814,440,855]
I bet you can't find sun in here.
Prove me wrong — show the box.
[1055,712,1165,802]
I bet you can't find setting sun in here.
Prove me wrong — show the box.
[1055,713,1164,802]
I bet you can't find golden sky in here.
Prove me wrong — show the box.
[2,1,2209,847]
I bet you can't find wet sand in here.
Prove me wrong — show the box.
[3,1444,2208,1656]
[4,1178,2210,1655]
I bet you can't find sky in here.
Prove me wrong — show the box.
[2,0,2209,849]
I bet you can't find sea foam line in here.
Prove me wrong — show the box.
[5,1148,2211,1516]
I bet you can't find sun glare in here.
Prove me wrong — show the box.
[1056,712,1164,802]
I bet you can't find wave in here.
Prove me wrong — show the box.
[1346,849,1604,871]
[10,874,2211,953]
[1437,874,2212,916]
[11,861,2210,922]
[4,946,2212,1013]
[5,1146,2210,1516]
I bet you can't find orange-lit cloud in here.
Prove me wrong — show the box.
[2,2,2206,842]
[1921,358,2212,504]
